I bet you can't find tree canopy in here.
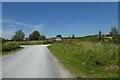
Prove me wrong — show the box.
[29,30,41,40]
[39,35,46,40]
[72,34,75,39]
[109,27,118,37]
[11,29,25,41]
[56,35,62,38]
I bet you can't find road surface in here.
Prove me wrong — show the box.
[2,45,71,78]
[0,56,2,79]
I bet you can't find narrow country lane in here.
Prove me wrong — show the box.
[2,45,60,78]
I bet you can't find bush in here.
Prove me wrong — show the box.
[2,42,20,52]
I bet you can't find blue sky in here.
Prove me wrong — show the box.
[2,2,118,39]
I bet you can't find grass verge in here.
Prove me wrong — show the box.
[0,52,1,55]
[2,42,24,55]
[2,47,23,55]
[48,41,119,78]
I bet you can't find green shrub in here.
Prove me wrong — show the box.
[2,42,20,52]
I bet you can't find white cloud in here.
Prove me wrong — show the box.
[2,28,17,39]
[0,19,2,22]
[0,26,1,37]
[33,24,44,31]
[2,18,44,39]
[9,25,16,27]
[2,19,14,23]
[2,19,44,30]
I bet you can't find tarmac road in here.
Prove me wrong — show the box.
[2,45,62,78]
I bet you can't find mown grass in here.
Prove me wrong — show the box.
[48,41,119,78]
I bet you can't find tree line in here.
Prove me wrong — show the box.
[98,27,119,43]
[56,27,119,44]
[1,26,119,43]
[11,30,46,41]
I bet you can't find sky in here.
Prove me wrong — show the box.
[0,2,1,37]
[2,2,118,39]
[2,0,120,2]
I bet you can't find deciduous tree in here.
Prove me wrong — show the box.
[11,29,25,41]
[29,30,40,40]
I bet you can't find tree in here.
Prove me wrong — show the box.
[98,31,105,41]
[11,29,25,41]
[99,31,102,36]
[39,35,46,40]
[29,30,40,40]
[0,37,6,43]
[69,36,71,39]
[56,35,62,38]
[25,37,29,41]
[72,34,75,39]
[109,27,118,37]
[109,27,119,43]
[98,30,102,41]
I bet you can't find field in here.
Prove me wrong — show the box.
[48,40,119,78]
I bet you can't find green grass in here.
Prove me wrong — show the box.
[2,42,23,55]
[14,40,55,45]
[1,39,54,55]
[2,42,20,51]
[48,41,119,78]
[0,52,1,55]
[2,47,23,55]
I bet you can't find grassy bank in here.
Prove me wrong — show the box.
[2,42,23,55]
[2,47,23,55]
[18,40,54,45]
[48,41,119,78]
[1,40,55,55]
[0,43,1,55]
[0,52,1,55]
